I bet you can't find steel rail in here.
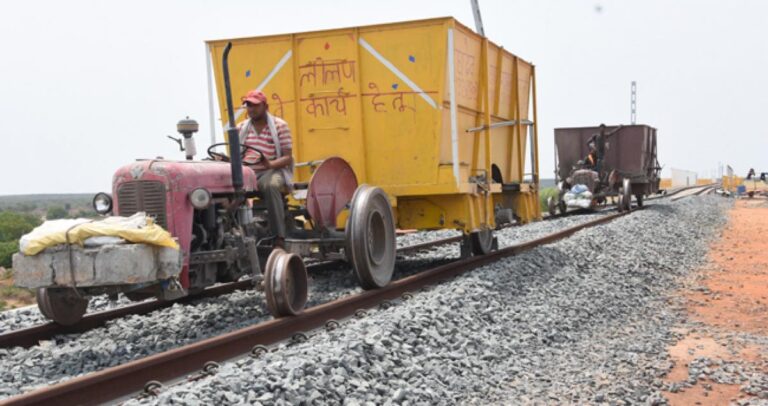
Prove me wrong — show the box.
[670,184,719,202]
[693,185,716,196]
[0,280,253,349]
[1,209,632,406]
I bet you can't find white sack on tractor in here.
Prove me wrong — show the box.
[563,184,593,209]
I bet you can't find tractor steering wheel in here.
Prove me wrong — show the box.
[207,143,265,166]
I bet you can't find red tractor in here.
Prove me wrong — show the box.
[31,43,396,324]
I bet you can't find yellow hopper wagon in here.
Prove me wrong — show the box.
[208,17,541,255]
[188,16,545,314]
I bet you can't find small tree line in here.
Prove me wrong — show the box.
[0,212,41,268]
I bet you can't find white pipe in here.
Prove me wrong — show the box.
[205,43,217,145]
[448,29,460,186]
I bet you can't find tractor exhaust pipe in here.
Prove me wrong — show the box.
[222,42,245,199]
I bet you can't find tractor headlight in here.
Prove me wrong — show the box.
[92,192,113,215]
[189,188,212,209]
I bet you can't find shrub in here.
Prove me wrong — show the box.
[0,212,40,242]
[0,240,19,269]
[539,187,559,212]
[46,206,68,220]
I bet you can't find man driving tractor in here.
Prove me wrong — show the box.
[237,89,294,248]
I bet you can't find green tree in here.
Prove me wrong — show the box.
[0,212,40,268]
[73,209,97,219]
[0,241,18,268]
[46,206,68,220]
[0,212,41,242]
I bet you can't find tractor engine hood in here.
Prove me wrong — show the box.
[112,159,260,194]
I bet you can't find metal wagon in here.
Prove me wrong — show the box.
[549,124,661,214]
[207,16,542,255]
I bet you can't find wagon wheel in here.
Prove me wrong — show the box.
[345,185,396,290]
[36,288,88,325]
[469,228,495,255]
[263,248,308,317]
[556,182,568,215]
[622,179,633,211]
[617,193,625,213]
[547,197,557,217]
[634,193,644,208]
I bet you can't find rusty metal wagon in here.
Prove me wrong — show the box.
[549,124,661,214]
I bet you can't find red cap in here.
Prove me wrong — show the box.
[241,89,267,105]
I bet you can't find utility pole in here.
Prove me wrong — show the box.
[630,81,637,124]
[470,0,485,36]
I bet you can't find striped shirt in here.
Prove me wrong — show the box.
[238,116,292,162]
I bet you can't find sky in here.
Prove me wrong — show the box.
[0,0,766,195]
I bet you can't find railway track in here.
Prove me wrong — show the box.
[0,209,611,349]
[0,184,709,350]
[0,239,452,349]
[1,207,642,406]
[670,184,717,201]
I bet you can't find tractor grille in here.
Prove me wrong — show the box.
[117,181,168,228]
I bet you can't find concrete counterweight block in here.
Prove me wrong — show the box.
[12,244,182,289]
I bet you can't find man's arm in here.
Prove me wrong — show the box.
[247,148,293,171]
[267,149,293,169]
[269,120,294,170]
[606,125,624,138]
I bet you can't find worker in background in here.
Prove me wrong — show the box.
[587,123,624,173]
[583,142,598,170]
[747,168,755,180]
[237,90,294,248]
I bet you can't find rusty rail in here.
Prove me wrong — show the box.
[0,210,632,406]
[0,280,254,349]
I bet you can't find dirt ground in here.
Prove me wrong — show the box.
[0,267,35,310]
[664,198,768,405]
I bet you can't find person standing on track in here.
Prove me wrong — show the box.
[237,89,294,248]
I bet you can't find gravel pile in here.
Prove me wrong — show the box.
[396,229,459,248]
[115,196,730,405]
[665,282,768,402]
[684,354,768,401]
[0,205,617,399]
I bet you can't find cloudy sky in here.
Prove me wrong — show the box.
[0,0,765,195]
